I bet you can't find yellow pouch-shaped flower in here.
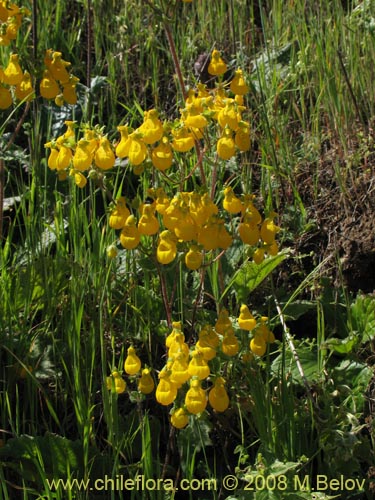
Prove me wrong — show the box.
[250,335,267,356]
[221,332,239,356]
[185,245,203,271]
[208,49,227,76]
[73,139,94,171]
[171,408,189,429]
[124,346,141,375]
[109,197,130,229]
[156,374,177,406]
[185,379,207,415]
[120,216,141,250]
[14,71,34,101]
[188,350,210,380]
[209,378,229,412]
[3,54,23,85]
[128,136,147,165]
[171,126,195,153]
[138,368,155,394]
[138,109,163,145]
[116,125,131,158]
[0,86,12,109]
[138,204,159,236]
[95,136,115,170]
[230,69,249,95]
[217,130,235,160]
[238,220,260,246]
[223,186,242,214]
[39,70,60,99]
[151,137,173,171]
[238,304,256,331]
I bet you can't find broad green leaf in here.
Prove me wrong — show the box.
[350,294,375,343]
[227,250,289,303]
[271,343,320,384]
[324,336,357,354]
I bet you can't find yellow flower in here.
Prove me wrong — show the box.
[195,334,219,361]
[3,54,23,85]
[221,332,239,356]
[250,335,267,356]
[171,408,189,429]
[109,197,130,230]
[124,346,141,376]
[217,102,240,131]
[208,377,229,412]
[116,125,131,158]
[14,71,34,101]
[138,204,159,236]
[208,49,227,76]
[185,245,203,271]
[94,136,115,170]
[73,139,94,171]
[56,146,73,171]
[238,218,260,246]
[47,51,71,83]
[171,126,195,153]
[217,129,236,160]
[156,372,177,406]
[120,215,141,249]
[62,79,79,105]
[185,379,207,415]
[223,186,242,214]
[238,304,256,331]
[165,321,183,349]
[174,212,197,241]
[40,69,60,99]
[151,136,173,171]
[214,309,233,335]
[183,104,208,129]
[188,350,210,380]
[138,368,155,394]
[46,146,59,170]
[253,246,265,264]
[260,212,280,244]
[230,69,249,95]
[106,244,118,259]
[170,353,191,387]
[138,109,163,145]
[106,372,126,394]
[156,231,177,265]
[257,317,275,343]
[235,122,251,152]
[217,220,233,249]
[70,169,87,188]
[128,135,147,165]
[0,86,12,109]
[168,332,190,360]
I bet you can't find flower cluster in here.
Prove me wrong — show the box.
[0,2,30,46]
[108,186,280,267]
[40,49,79,106]
[0,53,34,108]
[155,309,275,428]
[105,307,275,429]
[44,122,116,187]
[106,346,155,395]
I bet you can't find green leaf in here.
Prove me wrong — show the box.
[226,250,289,303]
[271,342,320,384]
[324,336,357,354]
[280,300,316,321]
[350,294,375,343]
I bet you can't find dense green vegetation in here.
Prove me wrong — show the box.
[0,1,374,499]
